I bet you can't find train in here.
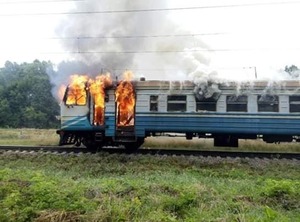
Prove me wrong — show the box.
[56,75,300,151]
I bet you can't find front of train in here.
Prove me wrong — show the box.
[57,74,112,151]
[57,71,144,151]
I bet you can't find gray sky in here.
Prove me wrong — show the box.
[0,0,300,81]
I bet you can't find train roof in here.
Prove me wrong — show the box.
[132,79,300,90]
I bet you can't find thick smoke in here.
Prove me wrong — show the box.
[47,60,105,101]
[50,0,213,99]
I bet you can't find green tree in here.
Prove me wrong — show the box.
[0,60,59,128]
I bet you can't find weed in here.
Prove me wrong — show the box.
[261,179,300,210]
[34,210,83,222]
[264,206,279,221]
[163,192,198,219]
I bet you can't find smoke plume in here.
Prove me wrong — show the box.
[45,1,300,103]
[51,1,212,84]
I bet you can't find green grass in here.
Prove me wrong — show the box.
[0,151,299,221]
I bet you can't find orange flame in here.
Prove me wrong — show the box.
[88,73,112,125]
[115,71,136,126]
[65,75,89,105]
[63,73,112,125]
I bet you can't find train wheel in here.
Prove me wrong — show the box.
[86,143,102,153]
[86,145,97,153]
[83,139,102,153]
[214,135,238,147]
[124,143,140,153]
[124,139,144,153]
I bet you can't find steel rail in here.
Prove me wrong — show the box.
[0,145,299,160]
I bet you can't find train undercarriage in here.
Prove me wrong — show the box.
[57,129,144,152]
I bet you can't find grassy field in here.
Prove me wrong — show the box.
[1,128,300,152]
[0,151,299,222]
[0,129,299,221]
[0,129,58,146]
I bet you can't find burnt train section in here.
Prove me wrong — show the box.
[57,78,300,151]
[57,73,143,152]
[58,74,112,151]
[114,74,144,150]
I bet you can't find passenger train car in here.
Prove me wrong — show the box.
[57,78,300,151]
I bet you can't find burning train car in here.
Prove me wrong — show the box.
[57,72,142,151]
[57,74,300,151]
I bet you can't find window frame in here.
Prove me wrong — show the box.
[226,95,248,112]
[257,95,279,112]
[289,95,300,113]
[64,86,88,106]
[167,95,187,112]
[196,97,217,112]
[150,95,159,112]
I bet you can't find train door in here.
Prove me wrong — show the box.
[88,75,112,127]
[89,91,106,126]
[114,79,136,142]
[86,76,111,148]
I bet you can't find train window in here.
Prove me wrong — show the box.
[196,97,217,111]
[289,95,300,112]
[257,95,279,112]
[150,95,158,111]
[64,87,87,106]
[226,95,248,112]
[167,95,186,112]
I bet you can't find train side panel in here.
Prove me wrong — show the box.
[134,81,300,146]
[104,89,116,138]
[60,105,92,131]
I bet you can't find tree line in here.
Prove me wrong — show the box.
[0,60,59,128]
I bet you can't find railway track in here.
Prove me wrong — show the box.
[0,145,299,160]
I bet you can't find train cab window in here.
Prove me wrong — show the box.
[226,95,248,112]
[289,95,300,112]
[150,95,158,111]
[196,97,217,111]
[167,95,186,112]
[64,87,87,105]
[257,95,279,112]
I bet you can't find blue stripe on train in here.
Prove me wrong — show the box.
[134,113,300,137]
[61,116,105,131]
[96,112,300,137]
